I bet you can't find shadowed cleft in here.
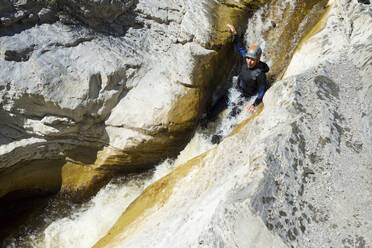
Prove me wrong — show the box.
[89,73,102,99]
[266,222,274,230]
[290,122,306,155]
[346,141,363,153]
[51,37,94,48]
[279,210,287,217]
[262,196,275,204]
[4,45,35,62]
[287,229,296,241]
[303,167,315,176]
[313,75,340,100]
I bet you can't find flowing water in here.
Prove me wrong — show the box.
[35,160,175,248]
[3,160,174,248]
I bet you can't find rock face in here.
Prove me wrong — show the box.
[93,0,372,247]
[0,0,270,198]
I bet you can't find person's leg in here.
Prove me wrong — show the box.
[206,93,229,121]
[229,106,241,118]
[228,93,251,118]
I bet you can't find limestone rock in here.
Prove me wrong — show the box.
[93,0,371,247]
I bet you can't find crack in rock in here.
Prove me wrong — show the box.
[49,37,94,48]
[4,45,35,62]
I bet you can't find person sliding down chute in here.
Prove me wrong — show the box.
[200,23,270,142]
[226,23,269,113]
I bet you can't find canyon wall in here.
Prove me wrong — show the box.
[93,0,372,247]
[0,0,326,200]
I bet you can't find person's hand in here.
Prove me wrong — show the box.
[227,99,236,106]
[226,24,237,35]
[248,104,256,112]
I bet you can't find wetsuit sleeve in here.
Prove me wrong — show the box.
[253,72,266,107]
[233,34,246,57]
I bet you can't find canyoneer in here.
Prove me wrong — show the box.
[226,23,269,114]
[201,24,270,144]
[201,24,269,144]
[203,23,270,125]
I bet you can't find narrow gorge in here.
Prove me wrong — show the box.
[0,0,371,247]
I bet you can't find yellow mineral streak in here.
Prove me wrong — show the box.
[282,2,333,78]
[293,3,332,54]
[168,87,201,124]
[61,159,110,199]
[93,150,214,248]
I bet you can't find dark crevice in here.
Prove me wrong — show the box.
[357,0,370,4]
[175,81,199,89]
[4,45,35,62]
[49,37,94,48]
[105,123,164,137]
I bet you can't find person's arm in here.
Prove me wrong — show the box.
[253,72,266,106]
[227,24,246,57]
[248,72,266,112]
[233,34,246,57]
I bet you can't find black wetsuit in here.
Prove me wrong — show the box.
[204,34,269,122]
[234,34,269,107]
